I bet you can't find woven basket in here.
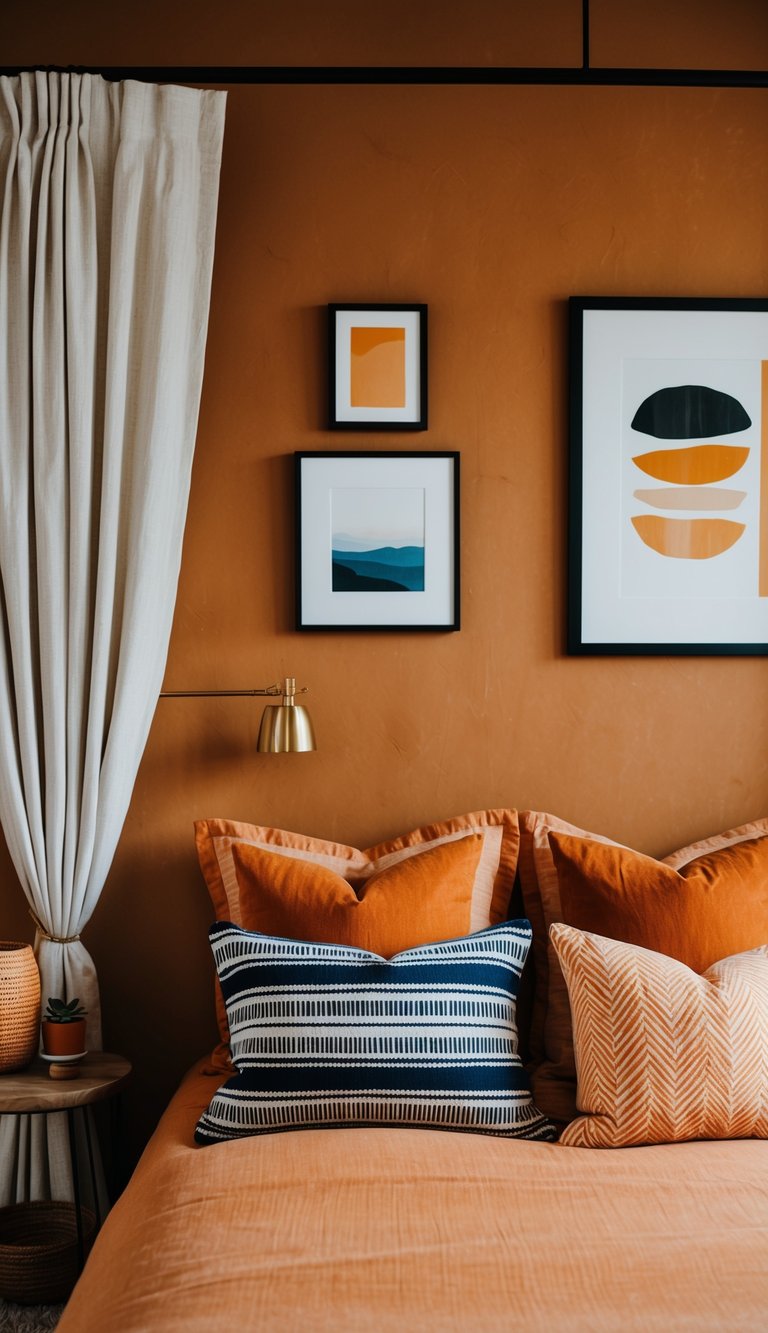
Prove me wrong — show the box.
[0,941,40,1073]
[0,1201,96,1304]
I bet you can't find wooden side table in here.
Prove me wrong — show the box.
[0,1052,132,1274]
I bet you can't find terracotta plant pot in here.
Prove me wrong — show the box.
[0,943,41,1073]
[41,1020,87,1058]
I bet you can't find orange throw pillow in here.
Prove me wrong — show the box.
[551,923,768,1148]
[230,834,484,954]
[549,831,768,976]
[195,810,520,1068]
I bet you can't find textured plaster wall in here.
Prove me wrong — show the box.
[2,0,768,1159]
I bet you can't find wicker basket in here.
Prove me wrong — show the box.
[0,1201,96,1304]
[0,941,41,1073]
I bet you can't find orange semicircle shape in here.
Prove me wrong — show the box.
[632,444,749,484]
[631,515,745,559]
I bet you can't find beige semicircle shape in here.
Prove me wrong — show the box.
[632,444,749,484]
[631,515,745,559]
[633,487,747,511]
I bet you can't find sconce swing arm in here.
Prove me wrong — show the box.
[158,677,315,752]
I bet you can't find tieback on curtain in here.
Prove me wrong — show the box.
[28,907,81,944]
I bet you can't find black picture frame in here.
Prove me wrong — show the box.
[569,295,768,655]
[296,450,459,631]
[328,303,428,430]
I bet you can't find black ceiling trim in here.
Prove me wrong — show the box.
[0,66,766,89]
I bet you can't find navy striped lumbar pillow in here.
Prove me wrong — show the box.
[195,920,556,1145]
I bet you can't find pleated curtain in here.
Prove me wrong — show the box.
[0,71,226,1202]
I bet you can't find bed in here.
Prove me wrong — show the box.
[57,809,768,1329]
[58,1062,768,1331]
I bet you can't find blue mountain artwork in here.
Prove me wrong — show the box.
[331,545,425,592]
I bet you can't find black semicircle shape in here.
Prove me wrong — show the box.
[630,385,752,439]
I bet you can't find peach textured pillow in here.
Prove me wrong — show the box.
[519,812,768,1124]
[551,923,768,1148]
[195,810,520,1067]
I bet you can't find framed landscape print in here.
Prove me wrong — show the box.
[569,297,768,655]
[295,451,459,630]
[328,304,428,429]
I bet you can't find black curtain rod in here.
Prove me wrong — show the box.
[1,65,766,89]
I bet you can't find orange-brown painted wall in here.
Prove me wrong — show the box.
[3,1,768,1159]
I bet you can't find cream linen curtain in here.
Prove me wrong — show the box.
[0,71,226,1202]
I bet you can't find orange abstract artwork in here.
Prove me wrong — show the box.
[573,299,768,651]
[350,326,406,408]
[630,384,754,567]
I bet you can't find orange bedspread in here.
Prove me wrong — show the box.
[60,1063,768,1331]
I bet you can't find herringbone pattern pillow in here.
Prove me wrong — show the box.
[551,923,768,1148]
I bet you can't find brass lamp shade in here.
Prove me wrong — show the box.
[256,677,316,753]
[257,701,316,753]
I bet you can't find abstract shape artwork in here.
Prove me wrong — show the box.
[630,385,751,561]
[350,327,406,408]
[569,298,768,652]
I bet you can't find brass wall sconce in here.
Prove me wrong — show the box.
[160,676,316,753]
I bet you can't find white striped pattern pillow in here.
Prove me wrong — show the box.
[551,923,768,1148]
[196,920,556,1144]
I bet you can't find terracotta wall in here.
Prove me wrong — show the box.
[3,1,768,1160]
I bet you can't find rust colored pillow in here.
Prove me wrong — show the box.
[519,811,768,1125]
[195,810,520,1068]
[230,835,484,954]
[549,831,768,976]
[518,810,630,1122]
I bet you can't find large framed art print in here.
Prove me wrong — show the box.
[569,297,768,655]
[295,451,459,631]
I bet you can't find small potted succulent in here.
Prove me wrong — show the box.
[41,996,87,1058]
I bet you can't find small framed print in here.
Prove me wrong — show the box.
[569,296,768,655]
[328,304,428,429]
[295,450,459,631]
